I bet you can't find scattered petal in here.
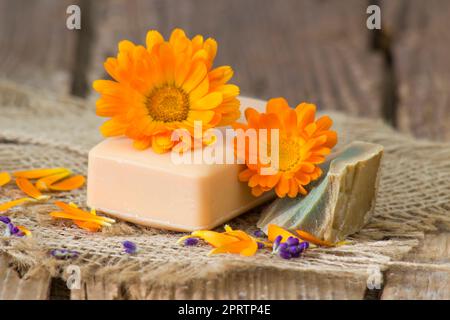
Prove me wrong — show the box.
[0,198,35,212]
[13,168,70,179]
[296,229,334,247]
[16,177,50,200]
[35,171,72,191]
[0,172,11,187]
[48,175,86,191]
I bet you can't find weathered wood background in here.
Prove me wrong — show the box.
[1,0,450,299]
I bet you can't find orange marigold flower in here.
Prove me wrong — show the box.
[93,28,241,154]
[233,98,337,198]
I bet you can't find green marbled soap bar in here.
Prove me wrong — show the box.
[257,141,384,242]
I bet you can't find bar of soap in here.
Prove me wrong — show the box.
[87,97,274,231]
[257,141,384,242]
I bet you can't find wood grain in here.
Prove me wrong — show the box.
[87,0,384,118]
[382,0,450,141]
[0,0,79,94]
[382,233,450,299]
[0,255,51,300]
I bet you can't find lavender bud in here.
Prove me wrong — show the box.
[253,230,265,238]
[257,242,264,249]
[0,216,11,224]
[184,237,199,246]
[286,236,299,246]
[123,240,137,254]
[279,250,292,259]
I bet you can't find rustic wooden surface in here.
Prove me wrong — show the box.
[0,0,449,300]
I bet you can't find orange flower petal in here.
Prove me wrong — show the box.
[54,201,115,224]
[35,171,72,191]
[74,220,102,232]
[208,240,257,256]
[267,224,301,243]
[16,177,49,200]
[0,172,11,187]
[13,168,70,179]
[190,230,240,247]
[49,211,112,227]
[296,229,334,247]
[48,175,86,191]
[0,198,35,212]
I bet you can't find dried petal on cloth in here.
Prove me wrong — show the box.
[0,81,449,289]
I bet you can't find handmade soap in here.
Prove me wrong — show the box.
[257,141,384,242]
[87,97,274,231]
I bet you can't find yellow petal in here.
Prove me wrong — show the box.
[13,168,69,179]
[0,198,35,212]
[36,171,72,191]
[0,172,11,187]
[191,92,223,110]
[146,30,164,52]
[182,62,207,93]
[48,175,86,191]
[16,177,49,200]
[74,220,102,232]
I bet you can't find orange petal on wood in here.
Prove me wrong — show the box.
[296,230,334,247]
[190,230,240,248]
[0,198,35,212]
[13,168,70,179]
[267,224,302,243]
[16,177,49,200]
[36,171,72,191]
[0,172,11,187]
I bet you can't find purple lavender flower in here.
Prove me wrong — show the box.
[279,250,292,259]
[257,242,264,249]
[7,223,20,235]
[286,236,299,246]
[184,237,199,246]
[272,235,283,252]
[50,249,79,260]
[123,240,137,254]
[253,230,265,238]
[0,216,11,224]
[298,241,309,253]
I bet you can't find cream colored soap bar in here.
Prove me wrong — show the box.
[257,141,384,242]
[87,97,273,231]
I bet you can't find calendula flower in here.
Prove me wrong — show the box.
[177,225,262,257]
[93,28,241,154]
[233,98,337,198]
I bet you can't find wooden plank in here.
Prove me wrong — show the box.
[87,0,384,118]
[382,233,450,299]
[381,0,450,140]
[70,276,121,300]
[127,269,368,300]
[0,0,79,94]
[0,255,51,300]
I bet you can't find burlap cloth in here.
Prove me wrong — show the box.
[1,79,450,289]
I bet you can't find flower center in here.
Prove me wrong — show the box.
[278,138,302,172]
[146,85,190,122]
